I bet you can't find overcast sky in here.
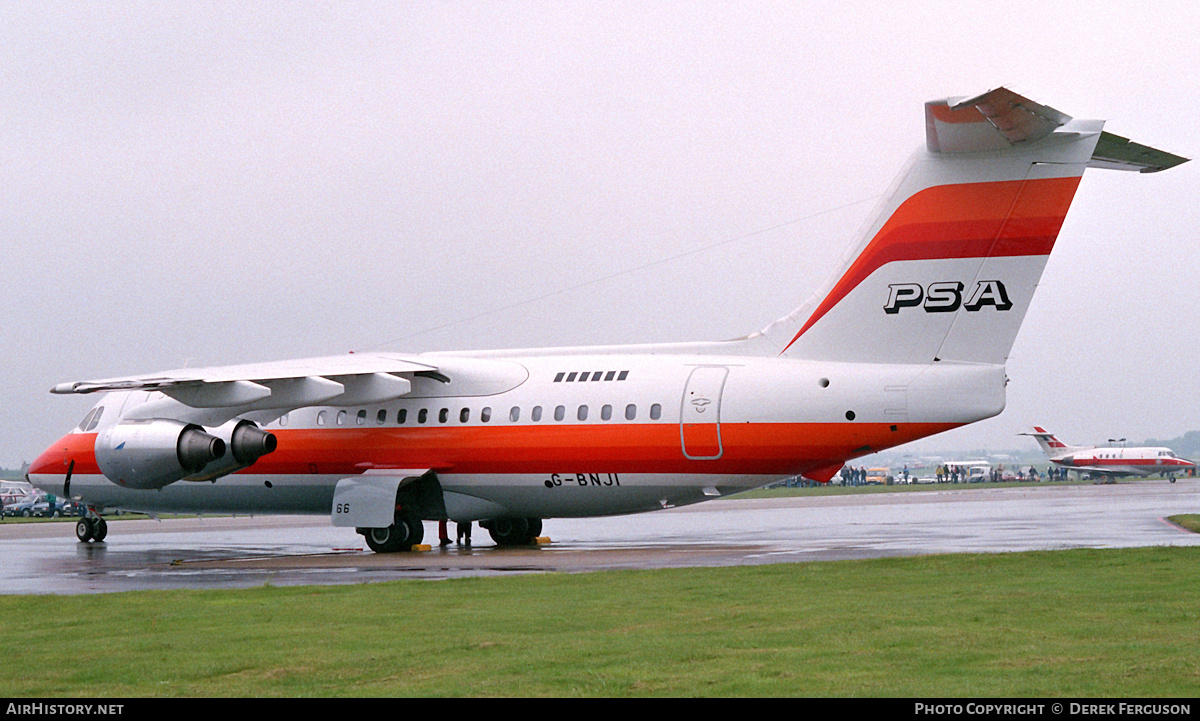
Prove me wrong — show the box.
[2,1,1197,467]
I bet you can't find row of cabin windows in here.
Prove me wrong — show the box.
[301,403,664,427]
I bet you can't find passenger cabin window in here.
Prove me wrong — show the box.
[577,405,588,421]
[418,409,428,424]
[439,408,449,423]
[531,406,543,422]
[376,409,387,425]
[397,408,408,424]
[317,410,327,426]
[460,408,470,423]
[601,404,612,421]
[337,410,347,426]
[625,404,636,421]
[481,407,492,423]
[650,403,662,420]
[554,405,566,421]
[357,410,367,425]
[509,406,520,422]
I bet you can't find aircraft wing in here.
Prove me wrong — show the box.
[50,353,443,411]
[1057,462,1148,478]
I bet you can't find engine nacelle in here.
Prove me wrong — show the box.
[94,419,226,489]
[184,420,278,482]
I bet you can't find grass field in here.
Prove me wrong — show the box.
[3,546,1198,697]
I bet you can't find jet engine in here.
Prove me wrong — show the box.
[94,419,227,489]
[94,418,278,489]
[185,420,278,482]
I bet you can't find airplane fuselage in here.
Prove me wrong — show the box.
[1050,447,1193,477]
[29,88,1187,550]
[30,350,1002,519]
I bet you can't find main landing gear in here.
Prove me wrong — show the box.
[358,512,545,552]
[481,516,542,546]
[75,513,108,543]
[359,507,425,553]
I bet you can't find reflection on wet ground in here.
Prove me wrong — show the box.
[2,479,1197,594]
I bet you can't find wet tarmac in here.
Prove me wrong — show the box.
[2,479,1198,594]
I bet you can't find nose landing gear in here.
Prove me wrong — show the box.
[75,513,108,543]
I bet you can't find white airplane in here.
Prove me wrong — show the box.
[1022,427,1195,480]
[27,88,1186,551]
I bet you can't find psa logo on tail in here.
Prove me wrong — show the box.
[884,280,1013,315]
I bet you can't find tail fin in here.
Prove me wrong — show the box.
[1020,426,1081,460]
[758,87,1186,365]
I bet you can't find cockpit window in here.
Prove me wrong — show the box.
[77,406,104,431]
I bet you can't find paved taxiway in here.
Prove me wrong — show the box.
[2,479,1198,594]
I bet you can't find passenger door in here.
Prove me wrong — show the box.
[680,366,728,460]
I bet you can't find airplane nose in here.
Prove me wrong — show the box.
[28,441,68,478]
[27,432,96,486]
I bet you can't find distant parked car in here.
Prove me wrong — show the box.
[60,500,88,517]
[31,501,60,517]
[4,497,42,517]
[3,496,77,518]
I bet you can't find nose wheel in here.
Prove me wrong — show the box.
[75,515,108,543]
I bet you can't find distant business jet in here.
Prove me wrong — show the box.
[1022,427,1195,481]
[28,88,1187,551]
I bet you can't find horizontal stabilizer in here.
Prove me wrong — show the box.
[926,87,1071,153]
[1088,131,1189,173]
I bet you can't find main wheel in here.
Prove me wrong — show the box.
[486,516,541,546]
[525,517,543,538]
[76,518,94,542]
[363,513,424,553]
[92,517,108,542]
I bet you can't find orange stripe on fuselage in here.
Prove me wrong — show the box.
[251,421,956,477]
[33,422,959,483]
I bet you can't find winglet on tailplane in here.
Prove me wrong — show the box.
[759,87,1187,365]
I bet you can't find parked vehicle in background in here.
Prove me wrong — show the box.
[60,500,88,517]
[2,492,81,518]
[865,468,891,485]
[1,480,35,507]
[4,496,43,517]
